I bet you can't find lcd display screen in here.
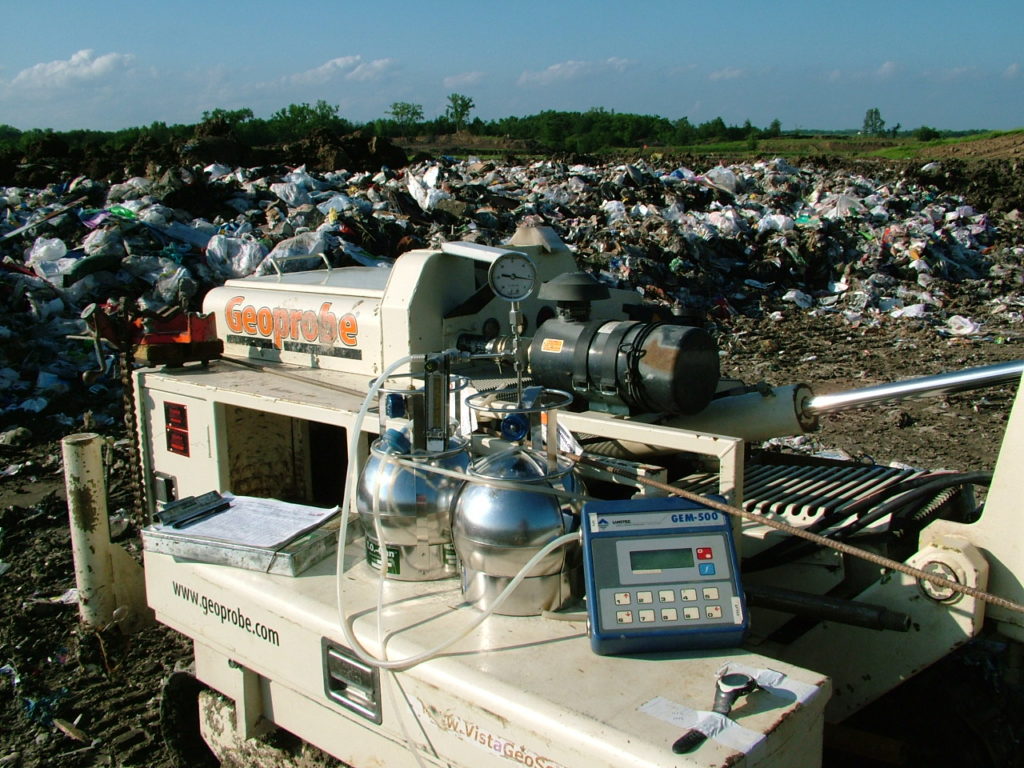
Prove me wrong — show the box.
[629,547,695,572]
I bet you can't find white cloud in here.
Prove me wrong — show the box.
[517,58,630,87]
[10,49,135,89]
[1005,62,1020,79]
[286,55,394,85]
[935,66,976,82]
[876,60,897,78]
[443,71,484,89]
[347,58,395,82]
[708,67,744,81]
[518,60,590,86]
[827,69,843,82]
[287,56,362,85]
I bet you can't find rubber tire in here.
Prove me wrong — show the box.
[824,648,1023,767]
[159,669,221,768]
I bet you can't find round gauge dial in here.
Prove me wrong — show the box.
[488,252,537,301]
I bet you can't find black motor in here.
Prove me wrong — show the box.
[527,273,719,415]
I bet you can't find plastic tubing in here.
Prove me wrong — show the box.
[340,527,580,671]
[335,354,416,660]
[335,351,582,671]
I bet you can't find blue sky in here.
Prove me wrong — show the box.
[0,0,1020,132]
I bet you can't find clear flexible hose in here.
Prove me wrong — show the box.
[334,353,416,661]
[335,351,581,671]
[339,530,580,671]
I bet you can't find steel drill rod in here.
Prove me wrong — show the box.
[806,360,1024,415]
[743,583,911,632]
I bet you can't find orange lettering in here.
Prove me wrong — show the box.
[339,314,358,346]
[225,296,244,333]
[300,310,318,341]
[273,309,289,348]
[318,302,337,343]
[225,296,359,350]
[241,305,257,334]
[256,307,273,336]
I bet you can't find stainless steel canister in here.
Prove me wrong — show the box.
[357,427,468,580]
[453,445,581,615]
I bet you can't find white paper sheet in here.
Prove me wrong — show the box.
[153,494,338,549]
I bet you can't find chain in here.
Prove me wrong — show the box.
[119,348,147,526]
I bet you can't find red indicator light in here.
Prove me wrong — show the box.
[165,402,188,429]
[165,402,190,456]
[166,429,189,457]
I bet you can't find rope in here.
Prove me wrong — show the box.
[572,453,1024,615]
[194,356,1024,615]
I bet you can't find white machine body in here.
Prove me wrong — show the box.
[135,227,1023,767]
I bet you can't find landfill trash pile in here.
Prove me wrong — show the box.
[1,155,1022,441]
[2,152,1024,768]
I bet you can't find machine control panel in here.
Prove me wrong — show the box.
[582,496,748,655]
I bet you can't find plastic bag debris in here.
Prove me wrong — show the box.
[757,214,794,233]
[270,182,312,208]
[782,289,814,309]
[205,234,268,280]
[890,303,928,319]
[0,427,32,446]
[204,163,234,180]
[82,228,125,258]
[317,194,372,216]
[947,315,981,336]
[283,165,327,192]
[818,193,866,220]
[704,166,738,194]
[153,265,196,304]
[35,371,69,395]
[162,220,213,248]
[258,230,336,274]
[407,169,452,212]
[0,369,21,392]
[28,237,67,263]
[0,150,1019,437]
[17,397,49,413]
[601,200,627,224]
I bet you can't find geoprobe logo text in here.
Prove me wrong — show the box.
[224,295,359,350]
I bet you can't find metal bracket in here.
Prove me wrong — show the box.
[268,251,332,277]
[322,640,382,724]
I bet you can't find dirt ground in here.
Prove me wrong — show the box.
[920,131,1024,161]
[2,148,1024,767]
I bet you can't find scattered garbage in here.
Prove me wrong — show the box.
[947,314,982,336]
[23,689,69,726]
[0,427,33,447]
[0,664,19,686]
[52,716,90,743]
[0,154,1021,434]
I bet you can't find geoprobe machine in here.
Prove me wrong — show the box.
[134,225,1024,766]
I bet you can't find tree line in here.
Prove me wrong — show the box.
[0,96,979,160]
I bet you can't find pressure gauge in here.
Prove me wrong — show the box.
[488,251,537,302]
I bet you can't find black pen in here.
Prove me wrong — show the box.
[170,501,232,528]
